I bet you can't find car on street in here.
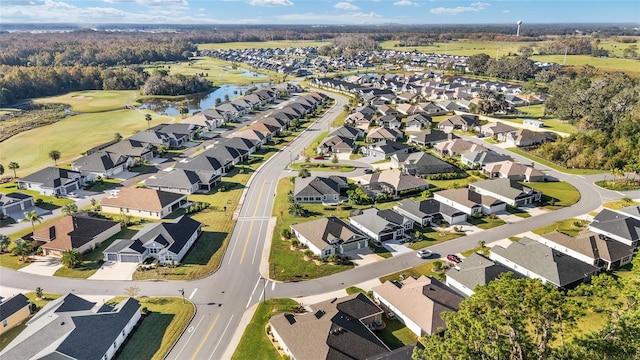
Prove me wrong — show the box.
[364,168,373,174]
[447,254,462,263]
[314,155,325,160]
[417,249,433,259]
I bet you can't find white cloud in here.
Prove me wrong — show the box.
[393,0,417,6]
[430,1,489,15]
[275,11,383,24]
[502,9,510,13]
[103,0,188,6]
[335,1,358,11]
[248,0,293,6]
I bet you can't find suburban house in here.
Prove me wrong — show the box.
[174,150,226,179]
[479,122,518,139]
[290,216,369,259]
[446,253,521,297]
[72,151,134,179]
[461,150,511,169]
[505,129,557,147]
[144,168,220,194]
[128,130,171,149]
[346,111,374,129]
[482,160,546,182]
[269,293,390,360]
[539,231,635,271]
[407,130,454,147]
[100,187,187,219]
[328,126,365,141]
[181,112,224,130]
[103,215,201,264]
[18,167,84,197]
[394,199,467,227]
[490,237,600,289]
[357,169,430,197]
[434,188,505,216]
[366,127,403,143]
[293,176,347,204]
[619,205,640,221]
[102,139,154,163]
[216,137,260,155]
[372,276,463,337]
[0,294,30,336]
[0,294,140,360]
[0,192,34,218]
[523,119,544,128]
[350,207,412,242]
[33,215,121,257]
[391,152,458,178]
[317,135,356,155]
[589,209,640,247]
[361,140,411,159]
[468,179,542,207]
[405,114,432,131]
[437,114,479,132]
[434,138,487,156]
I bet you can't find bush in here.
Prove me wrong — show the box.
[291,238,301,248]
[303,249,314,258]
[281,228,292,239]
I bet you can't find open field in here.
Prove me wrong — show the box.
[152,57,278,86]
[199,40,328,51]
[0,109,173,177]
[531,54,640,75]
[495,104,578,135]
[506,148,605,175]
[35,90,138,113]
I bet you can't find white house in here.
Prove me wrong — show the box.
[290,216,369,259]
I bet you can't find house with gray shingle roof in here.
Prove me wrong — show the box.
[394,199,466,226]
[0,293,31,336]
[290,216,369,259]
[618,205,640,221]
[589,209,640,247]
[317,135,356,155]
[102,139,154,162]
[405,114,432,131]
[505,129,557,147]
[0,192,34,218]
[145,167,220,194]
[18,167,83,197]
[433,188,505,216]
[490,237,599,289]
[391,152,458,178]
[350,208,412,242]
[0,294,140,360]
[357,169,430,197]
[468,178,541,207]
[362,140,411,159]
[437,114,479,132]
[446,253,522,297]
[461,150,511,168]
[482,160,547,182]
[328,126,364,140]
[294,176,347,204]
[366,127,403,142]
[72,151,133,179]
[407,129,454,147]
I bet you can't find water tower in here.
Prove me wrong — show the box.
[516,20,523,36]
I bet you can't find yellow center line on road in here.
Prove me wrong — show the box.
[190,313,221,360]
[239,181,265,264]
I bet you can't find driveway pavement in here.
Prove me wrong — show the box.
[114,171,139,180]
[88,261,138,281]
[382,240,414,256]
[18,256,62,276]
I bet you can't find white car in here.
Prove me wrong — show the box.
[416,249,433,259]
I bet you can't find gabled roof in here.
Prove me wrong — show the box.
[359,169,429,193]
[446,253,521,295]
[0,192,33,207]
[350,207,406,235]
[435,188,502,208]
[590,209,640,243]
[328,126,363,140]
[72,151,129,173]
[35,215,120,252]
[101,187,186,212]
[483,160,544,179]
[367,127,403,140]
[393,152,457,175]
[175,151,224,172]
[215,137,258,153]
[470,178,536,201]
[368,140,411,155]
[145,168,204,190]
[461,150,511,165]
[291,216,368,250]
[133,215,201,254]
[480,122,518,135]
[434,138,487,155]
[439,114,479,127]
[103,139,153,157]
[20,167,81,188]
[294,176,346,198]
[0,293,30,322]
[541,231,635,263]
[395,199,464,219]
[128,130,168,145]
[372,276,463,334]
[408,129,454,144]
[618,205,640,221]
[491,237,599,288]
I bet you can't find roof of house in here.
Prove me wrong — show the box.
[291,216,368,251]
[393,152,457,175]
[540,231,635,263]
[35,215,120,252]
[294,176,347,198]
[372,276,463,335]
[368,140,411,155]
[145,168,208,190]
[175,151,224,172]
[461,150,511,165]
[128,130,168,145]
[395,199,464,219]
[0,294,139,360]
[350,207,406,235]
[408,129,454,144]
[367,127,403,140]
[0,293,30,322]
[480,122,518,134]
[483,160,544,179]
[100,187,186,212]
[72,151,129,173]
[360,169,429,193]
[269,293,389,360]
[435,188,502,208]
[0,192,33,207]
[132,215,201,255]
[216,137,258,153]
[434,138,487,155]
[619,205,640,221]
[491,237,599,288]
[446,253,521,295]
[590,209,640,243]
[103,139,153,157]
[470,178,536,201]
[439,114,479,127]
[20,167,81,188]
[508,129,557,144]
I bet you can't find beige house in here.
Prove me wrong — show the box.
[101,187,187,219]
[0,294,31,336]
[34,215,121,257]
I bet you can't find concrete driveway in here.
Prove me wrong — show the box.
[88,261,138,281]
[18,256,62,276]
[6,205,50,223]
[382,240,414,256]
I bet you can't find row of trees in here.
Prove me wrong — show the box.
[140,73,214,96]
[466,54,539,81]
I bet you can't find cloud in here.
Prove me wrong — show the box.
[393,0,417,5]
[103,0,188,5]
[502,9,510,13]
[335,1,358,11]
[248,0,293,6]
[275,11,383,24]
[430,2,489,15]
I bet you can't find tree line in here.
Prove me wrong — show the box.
[466,53,539,81]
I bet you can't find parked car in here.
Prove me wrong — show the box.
[314,155,325,160]
[417,249,433,259]
[364,168,373,174]
[447,254,462,263]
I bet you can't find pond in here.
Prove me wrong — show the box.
[138,83,269,115]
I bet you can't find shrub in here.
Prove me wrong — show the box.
[291,238,301,248]
[303,249,314,258]
[281,228,292,239]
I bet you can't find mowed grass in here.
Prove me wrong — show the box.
[531,54,640,76]
[289,162,355,172]
[0,109,173,177]
[496,104,577,135]
[523,181,581,209]
[603,199,639,210]
[380,39,528,58]
[158,57,276,86]
[0,181,74,207]
[35,90,138,113]
[231,298,300,360]
[376,314,419,349]
[115,297,195,360]
[379,260,445,283]
[199,40,327,50]
[533,218,587,237]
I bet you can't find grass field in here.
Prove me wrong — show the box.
[379,260,445,283]
[531,54,640,75]
[35,90,138,113]
[0,109,173,177]
[506,148,605,175]
[199,40,327,51]
[532,218,587,237]
[524,181,581,210]
[157,57,277,86]
[495,104,577,135]
[231,298,300,360]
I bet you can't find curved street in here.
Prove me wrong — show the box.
[1,89,639,359]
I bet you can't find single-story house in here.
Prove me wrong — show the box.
[270,293,390,360]
[33,215,121,257]
[479,122,518,139]
[366,127,403,143]
[328,126,364,141]
[18,167,83,197]
[103,215,201,264]
[128,130,171,148]
[144,168,220,194]
[589,209,640,247]
[438,114,479,133]
[434,138,487,156]
[434,188,506,216]
[350,207,412,242]
[490,237,600,289]
[0,192,34,218]
[362,140,411,159]
[405,114,432,131]
[468,178,542,207]
[100,187,187,219]
[394,199,467,227]
[357,169,430,197]
[0,294,30,336]
[0,294,140,360]
[378,115,402,129]
[407,130,455,147]
[102,139,154,162]
[618,205,640,221]
[461,150,512,168]
[446,253,521,297]
[372,276,463,337]
[391,152,458,178]
[72,151,134,179]
[293,176,347,204]
[505,129,557,147]
[482,160,547,182]
[539,231,635,271]
[317,135,356,155]
[182,112,224,130]
[290,216,369,259]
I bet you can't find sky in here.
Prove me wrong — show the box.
[1,0,638,25]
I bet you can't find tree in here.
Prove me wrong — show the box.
[0,234,10,253]
[466,53,491,75]
[60,249,82,268]
[331,154,339,164]
[144,113,152,129]
[157,144,169,157]
[48,150,61,165]
[35,287,44,300]
[298,168,310,178]
[179,106,189,117]
[8,162,19,178]
[288,203,305,217]
[11,238,32,262]
[61,203,79,216]
[23,210,43,232]
[124,285,141,298]
[113,132,123,142]
[0,163,4,175]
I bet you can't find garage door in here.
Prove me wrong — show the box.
[380,233,394,241]
[120,255,140,263]
[341,242,359,252]
[106,254,117,261]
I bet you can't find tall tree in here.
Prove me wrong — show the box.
[144,113,152,129]
[113,132,123,142]
[23,210,43,232]
[0,234,10,253]
[11,238,32,262]
[60,249,82,268]
[0,163,4,175]
[61,203,79,216]
[8,161,19,178]
[48,150,61,165]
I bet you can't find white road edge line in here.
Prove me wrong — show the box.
[246,277,261,308]
[251,220,266,265]
[189,288,198,300]
[209,315,235,360]
[172,315,206,360]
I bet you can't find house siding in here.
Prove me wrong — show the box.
[445,276,474,297]
[103,308,141,360]
[0,305,30,336]
[373,293,423,337]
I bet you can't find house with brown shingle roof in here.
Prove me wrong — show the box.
[372,276,463,337]
[483,160,546,182]
[100,187,187,219]
[34,215,121,257]
[290,216,369,259]
[357,169,429,197]
[433,138,487,156]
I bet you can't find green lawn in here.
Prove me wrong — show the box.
[523,181,581,209]
[115,297,195,360]
[0,182,74,207]
[231,298,300,360]
[466,215,506,230]
[408,227,466,250]
[531,54,640,76]
[532,218,588,237]
[35,90,138,113]
[0,109,174,178]
[375,314,419,349]
[289,162,355,172]
[603,199,640,210]
[494,104,577,135]
[157,57,278,86]
[380,260,445,283]
[505,205,532,218]
[506,148,605,175]
[303,130,329,158]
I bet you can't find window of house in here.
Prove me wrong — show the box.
[3,319,7,327]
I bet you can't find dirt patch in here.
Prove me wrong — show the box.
[71,95,93,100]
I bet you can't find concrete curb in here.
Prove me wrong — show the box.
[162,298,197,360]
